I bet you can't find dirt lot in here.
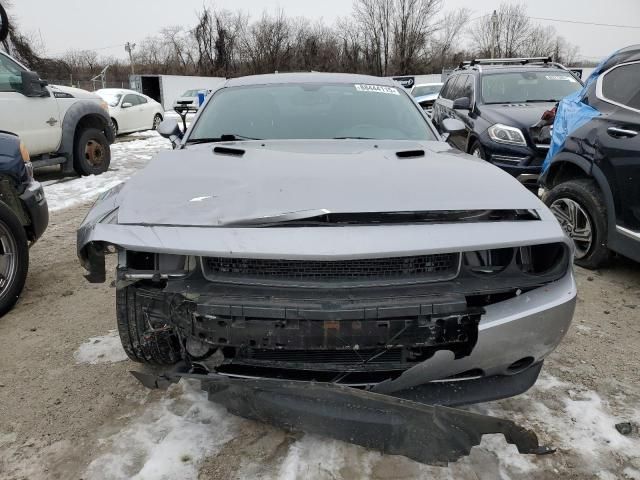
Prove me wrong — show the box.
[0,134,639,479]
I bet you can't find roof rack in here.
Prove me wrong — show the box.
[457,56,553,69]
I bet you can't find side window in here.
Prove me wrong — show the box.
[122,94,139,106]
[0,53,25,92]
[460,75,474,102]
[601,63,640,110]
[137,95,148,104]
[447,76,464,101]
[440,76,454,100]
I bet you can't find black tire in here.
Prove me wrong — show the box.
[110,118,118,137]
[469,140,486,160]
[543,178,612,269]
[152,114,163,130]
[116,285,181,365]
[0,202,29,317]
[73,127,111,176]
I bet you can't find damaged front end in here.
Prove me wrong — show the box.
[133,367,553,465]
[77,147,576,464]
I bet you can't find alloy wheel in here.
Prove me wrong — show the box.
[0,221,18,300]
[550,198,593,259]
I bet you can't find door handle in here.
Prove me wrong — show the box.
[607,127,638,138]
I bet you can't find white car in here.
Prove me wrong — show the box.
[96,88,164,136]
[172,89,209,113]
[411,83,444,114]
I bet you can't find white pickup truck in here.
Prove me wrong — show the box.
[0,50,114,175]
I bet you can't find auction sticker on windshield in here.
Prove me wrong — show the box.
[355,84,400,95]
[546,75,577,82]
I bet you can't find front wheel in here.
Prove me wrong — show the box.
[117,285,181,365]
[0,202,29,317]
[543,179,611,269]
[469,141,485,160]
[73,128,111,176]
[152,114,163,130]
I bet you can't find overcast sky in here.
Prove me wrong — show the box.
[8,0,640,63]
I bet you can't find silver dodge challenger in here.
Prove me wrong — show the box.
[77,73,576,406]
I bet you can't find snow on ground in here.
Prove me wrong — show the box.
[84,380,237,480]
[41,131,171,212]
[74,330,128,365]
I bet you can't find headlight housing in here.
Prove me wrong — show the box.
[488,124,527,146]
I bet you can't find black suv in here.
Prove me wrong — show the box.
[541,45,640,269]
[432,57,582,188]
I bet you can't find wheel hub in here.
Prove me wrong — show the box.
[85,140,104,167]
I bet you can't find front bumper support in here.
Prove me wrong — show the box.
[132,366,553,465]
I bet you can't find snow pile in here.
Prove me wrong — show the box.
[74,330,128,365]
[481,372,640,479]
[85,380,236,480]
[43,132,170,212]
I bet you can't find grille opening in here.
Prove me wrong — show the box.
[464,248,513,275]
[202,253,459,283]
[127,251,156,270]
[517,243,566,275]
[216,363,405,385]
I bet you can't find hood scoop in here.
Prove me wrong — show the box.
[396,149,425,159]
[213,146,245,157]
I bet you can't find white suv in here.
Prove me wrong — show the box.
[0,50,114,175]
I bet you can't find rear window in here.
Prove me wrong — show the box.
[481,71,581,104]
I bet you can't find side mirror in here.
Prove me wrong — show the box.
[121,102,133,109]
[452,97,471,110]
[20,71,49,97]
[441,118,466,135]
[157,118,183,147]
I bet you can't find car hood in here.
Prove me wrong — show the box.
[50,85,102,101]
[478,102,556,131]
[113,140,543,227]
[415,94,439,103]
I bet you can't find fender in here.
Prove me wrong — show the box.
[57,101,114,157]
[542,152,617,241]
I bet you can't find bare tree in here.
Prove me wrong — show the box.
[471,3,532,58]
[429,8,470,71]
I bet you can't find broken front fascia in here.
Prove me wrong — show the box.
[132,368,554,466]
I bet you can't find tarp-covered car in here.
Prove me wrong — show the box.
[77,73,576,407]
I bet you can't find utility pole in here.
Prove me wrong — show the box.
[124,41,136,75]
[490,10,498,58]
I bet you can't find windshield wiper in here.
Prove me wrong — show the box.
[186,133,262,144]
[525,99,559,103]
[333,136,375,140]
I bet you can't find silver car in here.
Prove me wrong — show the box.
[77,73,576,406]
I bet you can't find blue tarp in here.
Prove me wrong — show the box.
[542,52,617,172]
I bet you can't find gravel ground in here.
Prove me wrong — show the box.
[0,134,638,480]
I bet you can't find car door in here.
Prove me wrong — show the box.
[135,94,151,130]
[118,93,140,133]
[0,52,61,155]
[595,61,640,232]
[448,75,474,151]
[432,75,458,130]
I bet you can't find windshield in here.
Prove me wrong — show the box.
[412,84,442,97]
[182,89,200,97]
[189,83,435,142]
[96,91,122,107]
[481,71,581,104]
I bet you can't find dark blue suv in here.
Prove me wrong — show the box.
[432,58,582,188]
